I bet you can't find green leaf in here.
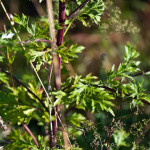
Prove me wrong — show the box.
[66,0,105,26]
[53,90,66,106]
[29,49,46,61]
[108,107,115,116]
[0,72,9,84]
[145,71,150,75]
[1,32,15,39]
[23,108,35,116]
[56,43,85,63]
[76,0,105,25]
[57,74,115,115]
[0,56,4,62]
[13,14,36,36]
[66,113,85,127]
[113,130,130,148]
[107,43,141,83]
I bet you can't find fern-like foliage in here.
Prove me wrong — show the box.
[53,43,150,120]
[66,0,105,26]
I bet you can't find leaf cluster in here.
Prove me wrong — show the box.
[66,0,105,26]
[54,44,150,120]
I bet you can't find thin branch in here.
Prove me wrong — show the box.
[46,0,57,46]
[0,69,49,112]
[62,83,150,107]
[20,39,51,45]
[23,123,39,148]
[131,70,150,77]
[0,0,22,43]
[66,0,90,20]
[47,65,54,147]
[46,0,57,147]
[140,99,150,105]
[101,85,150,106]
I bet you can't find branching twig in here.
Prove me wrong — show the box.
[23,123,39,148]
[101,85,150,106]
[20,39,51,45]
[0,69,49,112]
[131,70,150,77]
[66,0,90,20]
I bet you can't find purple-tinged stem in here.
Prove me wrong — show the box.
[21,39,51,44]
[23,123,39,148]
[57,0,66,46]
[52,0,66,148]
[66,0,90,20]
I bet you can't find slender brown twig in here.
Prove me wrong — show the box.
[23,123,39,148]
[20,39,51,45]
[46,0,58,147]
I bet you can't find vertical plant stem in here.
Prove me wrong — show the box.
[46,0,57,147]
[57,0,66,46]
[51,0,66,147]
[56,1,71,149]
[53,0,66,144]
[47,65,53,147]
